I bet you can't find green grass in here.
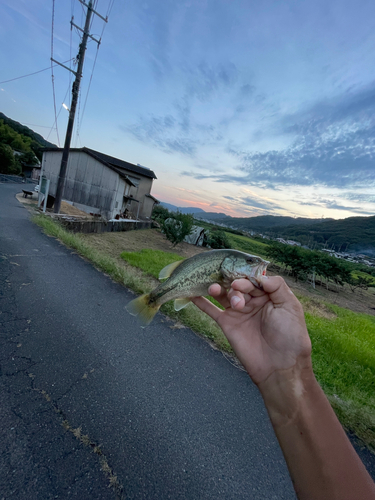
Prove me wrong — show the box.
[33,214,375,450]
[32,215,149,295]
[226,233,269,258]
[121,248,183,278]
[298,297,375,449]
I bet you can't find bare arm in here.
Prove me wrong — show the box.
[192,276,375,500]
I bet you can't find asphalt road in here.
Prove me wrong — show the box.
[0,182,374,499]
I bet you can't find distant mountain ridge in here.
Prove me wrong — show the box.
[160,201,375,254]
[160,202,205,214]
[0,112,57,150]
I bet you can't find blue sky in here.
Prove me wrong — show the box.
[1,0,375,218]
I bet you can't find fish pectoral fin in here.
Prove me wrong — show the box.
[174,297,191,311]
[159,259,184,280]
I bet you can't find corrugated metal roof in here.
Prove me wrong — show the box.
[83,147,157,179]
[43,147,157,180]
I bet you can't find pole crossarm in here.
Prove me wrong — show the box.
[70,20,101,45]
[51,58,77,76]
[78,0,108,22]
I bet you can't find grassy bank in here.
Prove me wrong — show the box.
[33,214,375,450]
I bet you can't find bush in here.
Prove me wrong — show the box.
[208,230,231,249]
[162,213,194,247]
[151,204,170,222]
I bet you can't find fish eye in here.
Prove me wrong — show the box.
[246,258,254,263]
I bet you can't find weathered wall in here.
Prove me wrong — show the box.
[42,151,121,219]
[42,150,156,219]
[143,196,157,220]
[58,219,152,234]
[121,171,154,218]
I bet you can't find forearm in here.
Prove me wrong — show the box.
[258,358,375,500]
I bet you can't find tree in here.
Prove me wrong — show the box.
[347,275,373,293]
[19,150,38,166]
[162,212,194,247]
[151,204,170,222]
[0,144,21,175]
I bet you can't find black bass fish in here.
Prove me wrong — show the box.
[125,249,269,327]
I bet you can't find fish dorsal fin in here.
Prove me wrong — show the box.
[174,297,191,311]
[159,259,184,280]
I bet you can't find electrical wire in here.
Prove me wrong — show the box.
[21,123,54,129]
[51,0,60,146]
[75,0,115,138]
[0,60,73,85]
[46,82,71,142]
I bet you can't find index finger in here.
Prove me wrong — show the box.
[231,278,266,297]
[259,276,296,306]
[207,283,231,309]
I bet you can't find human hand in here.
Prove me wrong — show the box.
[191,276,312,386]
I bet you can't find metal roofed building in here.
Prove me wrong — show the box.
[41,147,158,220]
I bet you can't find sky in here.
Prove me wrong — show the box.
[1,0,375,219]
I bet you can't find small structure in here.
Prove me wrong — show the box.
[184,226,208,246]
[41,147,158,220]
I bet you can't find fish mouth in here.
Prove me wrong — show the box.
[260,260,269,276]
[252,260,269,278]
[248,260,269,287]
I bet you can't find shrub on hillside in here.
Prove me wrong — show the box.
[151,204,170,222]
[208,230,231,249]
[266,242,352,286]
[162,213,194,247]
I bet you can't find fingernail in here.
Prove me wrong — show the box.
[231,296,241,307]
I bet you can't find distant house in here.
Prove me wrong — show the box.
[13,150,41,180]
[41,147,158,220]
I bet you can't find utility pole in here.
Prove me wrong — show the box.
[53,0,107,214]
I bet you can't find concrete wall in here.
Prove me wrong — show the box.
[59,219,152,233]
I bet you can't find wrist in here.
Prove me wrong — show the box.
[258,356,317,428]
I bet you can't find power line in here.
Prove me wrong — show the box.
[0,60,73,85]
[20,123,54,129]
[46,82,72,142]
[51,0,60,147]
[75,0,115,138]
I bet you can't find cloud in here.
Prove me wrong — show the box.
[239,84,256,97]
[299,197,374,215]
[223,194,282,211]
[180,170,283,190]
[122,115,196,156]
[122,58,247,155]
[186,61,238,102]
[183,82,375,190]
[340,192,375,204]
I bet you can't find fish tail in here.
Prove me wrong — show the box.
[125,293,160,327]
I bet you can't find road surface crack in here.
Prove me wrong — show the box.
[28,372,125,500]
